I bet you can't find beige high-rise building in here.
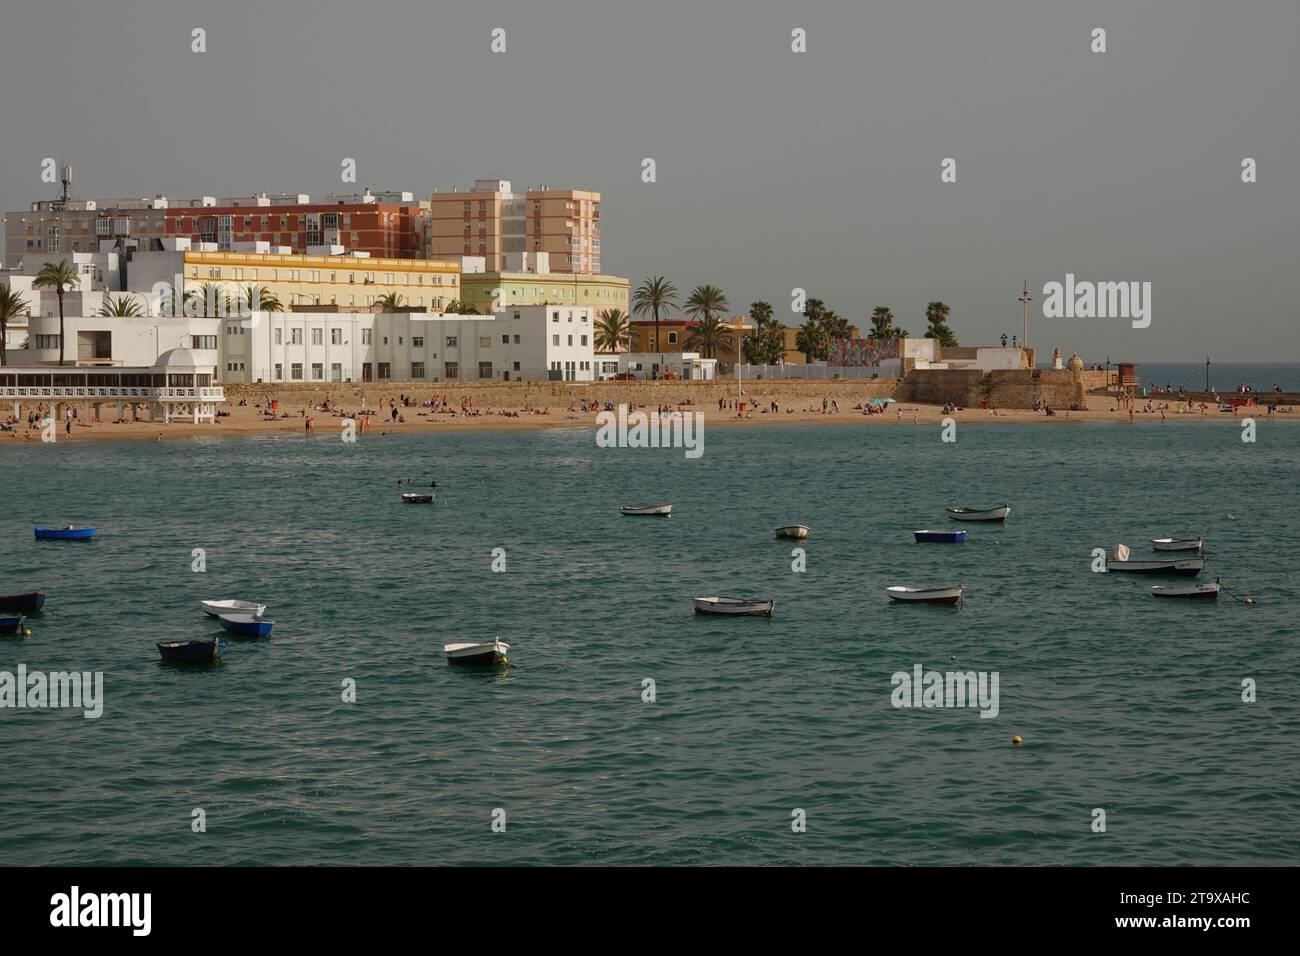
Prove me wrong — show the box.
[427,179,601,274]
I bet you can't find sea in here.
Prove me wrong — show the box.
[1061,362,1300,393]
[1,419,1297,866]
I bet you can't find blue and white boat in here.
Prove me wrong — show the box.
[157,637,223,664]
[914,529,966,543]
[34,525,95,541]
[0,616,29,636]
[217,613,274,639]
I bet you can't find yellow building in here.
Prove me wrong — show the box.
[171,249,461,311]
[459,271,629,316]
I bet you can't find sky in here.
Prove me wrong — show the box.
[1,0,1297,361]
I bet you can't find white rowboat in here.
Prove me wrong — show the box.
[200,599,267,618]
[945,505,1011,522]
[401,492,435,503]
[775,524,810,539]
[694,596,775,617]
[1105,545,1208,576]
[620,503,672,517]
[886,585,965,605]
[444,639,510,665]
[1151,583,1220,599]
[1151,537,1202,551]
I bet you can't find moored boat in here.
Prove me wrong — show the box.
[444,638,510,665]
[401,492,435,503]
[157,637,222,664]
[200,599,267,618]
[0,591,46,613]
[34,526,95,541]
[694,596,775,617]
[945,505,1011,522]
[886,585,965,605]
[1151,537,1202,552]
[1105,545,1207,576]
[1151,583,1220,599]
[915,529,967,543]
[217,613,274,639]
[0,616,30,636]
[775,524,810,539]
[620,503,672,517]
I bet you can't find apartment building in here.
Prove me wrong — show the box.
[427,179,601,274]
[459,271,628,317]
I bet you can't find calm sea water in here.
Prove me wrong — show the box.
[1,421,1298,866]
[1121,362,1299,392]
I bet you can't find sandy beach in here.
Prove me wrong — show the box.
[3,379,1295,444]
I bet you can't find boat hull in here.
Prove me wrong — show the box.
[157,639,220,664]
[401,493,435,503]
[34,527,95,541]
[0,592,45,613]
[217,614,274,638]
[621,504,672,517]
[1107,557,1207,576]
[200,600,266,618]
[914,529,967,543]
[1151,538,1202,552]
[0,616,27,634]
[775,525,809,539]
[886,586,964,605]
[1152,584,1220,599]
[445,640,509,665]
[694,597,775,617]
[945,505,1011,522]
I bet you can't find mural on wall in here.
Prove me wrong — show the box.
[827,338,901,367]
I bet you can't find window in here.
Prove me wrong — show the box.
[274,328,282,345]
[553,335,560,346]
[581,335,588,346]
[291,363,303,380]
[33,334,61,350]
[552,312,559,322]
[311,363,324,381]
[445,336,457,347]
[311,328,323,346]
[512,361,520,371]
[331,328,342,345]
[668,332,678,344]
[412,336,423,348]
[378,363,391,380]
[411,362,425,379]
[478,362,493,379]
[291,328,302,345]
[444,362,459,380]
[479,337,491,348]
[274,363,283,380]
[331,363,342,382]
[361,329,371,345]
[567,335,573,346]
[190,335,217,350]
[513,335,521,344]
[502,335,509,344]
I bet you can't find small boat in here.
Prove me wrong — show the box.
[1151,537,1202,552]
[1151,583,1220,599]
[1105,544,1207,576]
[34,526,95,541]
[157,637,222,664]
[200,599,267,618]
[775,524,810,539]
[945,505,1011,522]
[694,596,776,617]
[886,585,965,605]
[0,616,30,636]
[217,613,274,639]
[914,529,966,543]
[0,591,45,613]
[620,503,672,517]
[444,638,510,665]
[401,492,435,503]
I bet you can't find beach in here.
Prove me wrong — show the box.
[4,379,1296,443]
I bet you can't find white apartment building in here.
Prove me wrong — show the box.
[217,305,596,384]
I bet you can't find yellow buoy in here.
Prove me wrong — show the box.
[1012,736,1022,746]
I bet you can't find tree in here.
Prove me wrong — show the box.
[745,320,787,365]
[241,285,283,313]
[594,308,632,353]
[796,317,830,362]
[191,283,230,317]
[632,276,679,380]
[34,260,80,367]
[684,284,729,326]
[685,315,729,359]
[377,292,405,310]
[868,306,896,340]
[923,301,957,347]
[822,310,851,341]
[0,283,31,365]
[748,301,773,336]
[96,294,146,317]
[444,299,462,314]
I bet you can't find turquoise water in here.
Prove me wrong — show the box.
[1,421,1297,866]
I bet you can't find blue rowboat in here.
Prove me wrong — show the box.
[157,637,222,664]
[0,616,28,635]
[34,526,95,541]
[914,529,967,543]
[217,613,274,639]
[0,591,45,613]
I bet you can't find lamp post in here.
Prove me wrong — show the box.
[1018,281,1033,356]
[1205,356,1210,392]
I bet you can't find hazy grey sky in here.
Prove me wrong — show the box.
[2,0,1297,360]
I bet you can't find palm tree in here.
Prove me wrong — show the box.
[684,285,729,325]
[191,283,230,317]
[684,315,729,359]
[0,283,31,366]
[802,297,828,326]
[822,310,852,341]
[34,260,80,367]
[632,276,679,380]
[868,306,896,340]
[241,285,283,313]
[796,318,829,362]
[924,301,956,347]
[594,308,632,353]
[377,292,405,310]
[758,320,788,364]
[96,294,145,317]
